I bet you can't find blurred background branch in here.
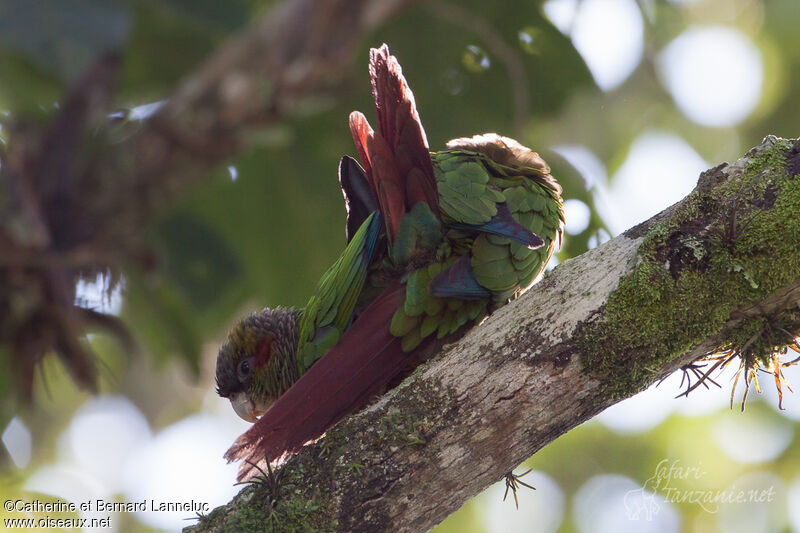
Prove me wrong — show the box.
[0,0,414,412]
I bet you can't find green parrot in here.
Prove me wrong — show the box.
[216,45,564,479]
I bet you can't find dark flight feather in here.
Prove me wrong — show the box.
[339,155,378,243]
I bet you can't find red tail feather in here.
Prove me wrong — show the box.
[349,45,440,243]
[226,283,420,480]
[369,45,439,217]
[348,111,373,181]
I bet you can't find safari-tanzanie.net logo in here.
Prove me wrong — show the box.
[624,459,777,520]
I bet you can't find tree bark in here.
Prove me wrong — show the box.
[187,136,800,532]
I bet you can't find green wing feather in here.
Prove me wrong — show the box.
[434,151,504,226]
[433,141,565,302]
[388,136,565,352]
[296,212,382,373]
[389,253,489,352]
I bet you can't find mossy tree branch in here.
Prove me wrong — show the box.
[189,136,800,532]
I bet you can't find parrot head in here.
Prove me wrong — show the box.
[215,307,301,422]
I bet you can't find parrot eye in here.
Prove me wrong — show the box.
[237,357,255,382]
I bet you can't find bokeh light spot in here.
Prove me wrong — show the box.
[441,68,465,96]
[518,27,542,55]
[597,381,676,434]
[715,472,786,533]
[564,199,591,235]
[607,131,708,234]
[546,0,644,91]
[129,101,163,121]
[123,414,243,530]
[2,416,32,469]
[480,471,564,533]
[542,0,578,35]
[552,144,607,190]
[573,475,680,533]
[68,396,151,493]
[712,411,793,464]
[786,475,800,531]
[462,45,491,73]
[658,27,763,127]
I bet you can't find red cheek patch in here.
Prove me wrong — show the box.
[255,335,274,368]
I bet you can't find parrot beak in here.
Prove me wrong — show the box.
[230,392,269,423]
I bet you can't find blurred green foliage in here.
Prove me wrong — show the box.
[2,0,800,531]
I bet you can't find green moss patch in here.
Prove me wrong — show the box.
[576,138,800,400]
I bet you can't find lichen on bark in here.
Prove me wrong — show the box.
[576,136,800,400]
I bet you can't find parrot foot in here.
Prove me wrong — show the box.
[503,468,536,510]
